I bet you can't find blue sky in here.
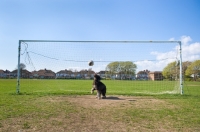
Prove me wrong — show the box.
[1,0,200,72]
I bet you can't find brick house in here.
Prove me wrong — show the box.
[0,69,11,78]
[10,69,31,78]
[32,69,55,79]
[148,71,163,81]
[56,69,73,79]
[0,69,4,78]
[136,70,150,80]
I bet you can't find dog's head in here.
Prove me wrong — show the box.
[94,74,101,82]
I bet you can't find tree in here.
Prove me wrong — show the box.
[16,63,26,78]
[17,63,26,70]
[182,61,192,74]
[185,60,200,81]
[105,61,137,79]
[162,61,178,80]
[105,61,120,78]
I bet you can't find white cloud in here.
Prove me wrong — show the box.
[154,35,200,63]
[151,51,177,60]
[182,42,200,61]
[180,36,192,45]
[135,36,200,72]
[135,60,168,72]
[135,58,177,72]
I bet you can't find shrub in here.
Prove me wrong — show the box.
[184,77,192,81]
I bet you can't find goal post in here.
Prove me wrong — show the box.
[17,40,183,95]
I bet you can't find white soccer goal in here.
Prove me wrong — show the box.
[16,40,183,95]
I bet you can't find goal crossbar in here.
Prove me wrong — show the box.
[19,40,181,43]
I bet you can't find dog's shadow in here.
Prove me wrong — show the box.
[103,96,137,102]
[104,96,125,100]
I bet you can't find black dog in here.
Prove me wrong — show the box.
[91,74,106,99]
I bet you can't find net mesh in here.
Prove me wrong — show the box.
[18,41,181,94]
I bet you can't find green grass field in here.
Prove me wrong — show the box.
[1,79,182,95]
[0,79,200,131]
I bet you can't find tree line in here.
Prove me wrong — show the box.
[162,60,200,81]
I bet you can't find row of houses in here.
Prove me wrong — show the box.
[137,70,163,81]
[0,69,163,81]
[0,69,97,79]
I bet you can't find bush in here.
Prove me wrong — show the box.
[184,77,192,81]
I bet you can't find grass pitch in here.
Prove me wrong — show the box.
[0,79,200,131]
[3,79,181,95]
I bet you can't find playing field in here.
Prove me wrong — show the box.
[4,79,181,95]
[0,79,200,131]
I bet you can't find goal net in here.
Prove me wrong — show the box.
[16,40,183,95]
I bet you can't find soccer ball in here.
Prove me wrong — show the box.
[88,60,94,66]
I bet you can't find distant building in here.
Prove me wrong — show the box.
[148,71,163,81]
[56,69,95,79]
[11,69,31,78]
[0,69,4,78]
[32,69,55,79]
[97,71,106,79]
[56,69,73,79]
[0,69,10,78]
[136,70,150,80]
